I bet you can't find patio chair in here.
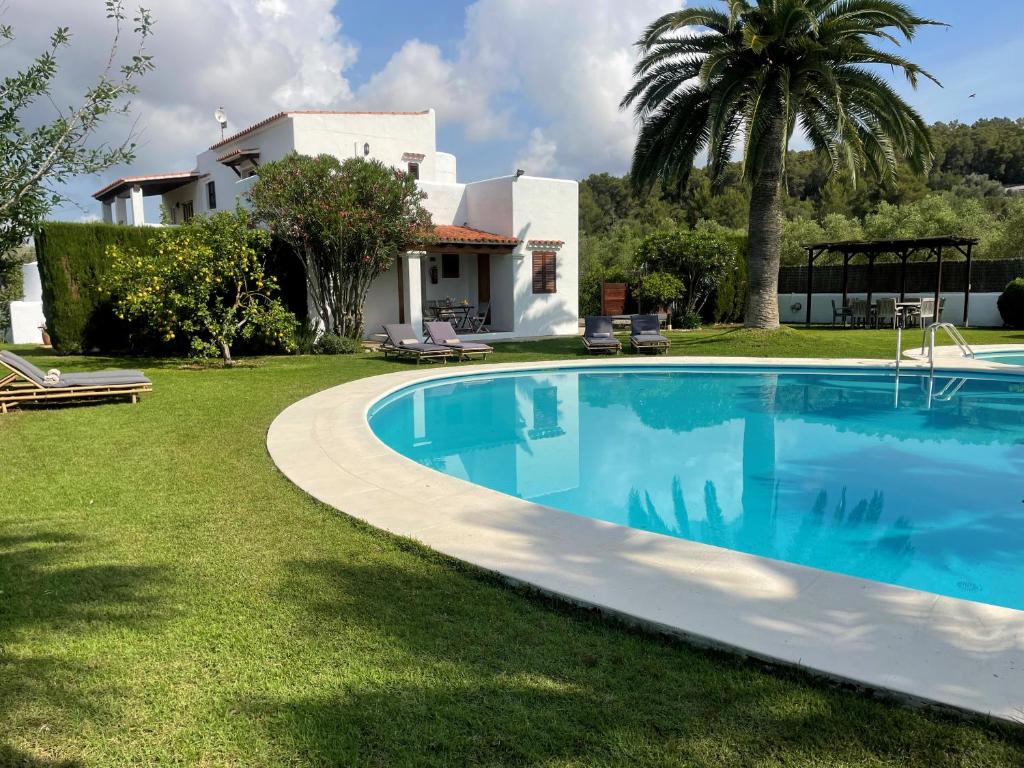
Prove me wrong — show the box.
[582,316,621,355]
[470,301,490,333]
[918,297,936,327]
[381,324,452,364]
[629,315,670,354]
[425,321,493,360]
[849,298,869,328]
[875,298,897,329]
[0,350,152,414]
[831,299,852,327]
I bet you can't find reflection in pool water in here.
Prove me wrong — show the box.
[369,367,1024,610]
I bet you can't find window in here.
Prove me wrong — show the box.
[407,162,420,180]
[532,251,556,294]
[441,253,460,279]
[206,180,217,210]
[181,200,194,222]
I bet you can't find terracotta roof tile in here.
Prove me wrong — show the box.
[526,239,564,248]
[433,224,519,246]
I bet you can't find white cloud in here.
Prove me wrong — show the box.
[513,128,559,176]
[2,0,358,215]
[354,39,510,141]
[355,0,683,178]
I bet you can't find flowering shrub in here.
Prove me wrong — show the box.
[635,230,736,316]
[104,209,296,364]
[248,153,434,339]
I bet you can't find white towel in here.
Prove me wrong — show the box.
[43,369,61,385]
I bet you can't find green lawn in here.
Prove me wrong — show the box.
[3,326,1024,767]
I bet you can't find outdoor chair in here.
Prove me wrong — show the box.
[582,316,621,355]
[381,324,452,364]
[875,298,897,329]
[469,301,490,332]
[0,350,152,414]
[425,321,493,360]
[849,298,869,328]
[831,299,852,327]
[629,315,670,354]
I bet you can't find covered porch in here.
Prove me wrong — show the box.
[363,225,521,340]
[92,171,200,226]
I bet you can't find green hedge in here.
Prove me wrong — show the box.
[35,222,153,353]
[710,233,748,323]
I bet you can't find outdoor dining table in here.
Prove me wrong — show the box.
[430,303,475,330]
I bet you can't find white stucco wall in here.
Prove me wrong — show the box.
[510,175,580,337]
[778,291,1003,327]
[6,261,45,344]
[292,111,439,180]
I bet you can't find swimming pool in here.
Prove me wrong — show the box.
[975,349,1024,366]
[370,366,1024,611]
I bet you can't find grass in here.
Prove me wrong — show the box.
[2,325,1024,767]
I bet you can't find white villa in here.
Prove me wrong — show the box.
[91,108,579,340]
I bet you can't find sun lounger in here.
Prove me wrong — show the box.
[0,350,152,413]
[424,321,493,360]
[630,315,670,354]
[582,316,621,355]
[381,324,453,364]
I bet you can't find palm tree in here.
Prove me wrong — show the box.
[621,1,941,329]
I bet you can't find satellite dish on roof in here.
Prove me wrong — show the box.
[214,107,228,139]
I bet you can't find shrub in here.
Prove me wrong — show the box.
[314,332,361,355]
[710,233,748,323]
[634,271,683,314]
[635,229,737,316]
[674,310,702,329]
[105,210,296,364]
[997,278,1024,329]
[35,222,152,353]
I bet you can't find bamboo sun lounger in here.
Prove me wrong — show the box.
[381,324,453,364]
[0,350,152,413]
[424,321,493,360]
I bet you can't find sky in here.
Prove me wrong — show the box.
[3,0,1022,222]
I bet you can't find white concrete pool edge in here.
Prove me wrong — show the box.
[267,356,1024,725]
[904,343,1024,367]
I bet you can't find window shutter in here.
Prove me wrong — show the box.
[532,252,556,294]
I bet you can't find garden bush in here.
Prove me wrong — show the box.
[674,310,703,329]
[997,278,1024,328]
[314,332,362,355]
[710,233,748,323]
[35,222,152,353]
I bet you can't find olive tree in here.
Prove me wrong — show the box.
[248,153,434,339]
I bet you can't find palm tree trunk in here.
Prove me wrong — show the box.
[744,119,786,330]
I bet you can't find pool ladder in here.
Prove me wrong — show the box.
[895,321,974,375]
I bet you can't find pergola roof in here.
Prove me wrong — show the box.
[803,235,980,256]
[92,171,199,202]
[799,235,980,326]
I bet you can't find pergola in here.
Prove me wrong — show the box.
[801,235,980,326]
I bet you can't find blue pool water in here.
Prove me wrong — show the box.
[976,350,1024,367]
[369,366,1024,610]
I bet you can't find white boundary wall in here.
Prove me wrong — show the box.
[778,291,1003,327]
[6,261,45,344]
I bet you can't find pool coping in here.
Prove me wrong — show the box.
[267,356,1024,725]
[903,343,1024,367]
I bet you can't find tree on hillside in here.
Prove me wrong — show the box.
[248,154,434,339]
[621,0,941,329]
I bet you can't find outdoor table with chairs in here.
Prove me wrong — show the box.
[830,297,942,329]
[424,299,489,332]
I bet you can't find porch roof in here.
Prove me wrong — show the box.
[430,224,520,250]
[93,171,199,202]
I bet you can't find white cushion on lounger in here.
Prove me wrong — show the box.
[400,338,417,345]
[445,338,460,344]
[592,332,612,338]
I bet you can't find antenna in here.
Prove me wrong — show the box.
[214,107,228,140]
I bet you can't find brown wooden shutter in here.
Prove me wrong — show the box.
[532,251,556,294]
